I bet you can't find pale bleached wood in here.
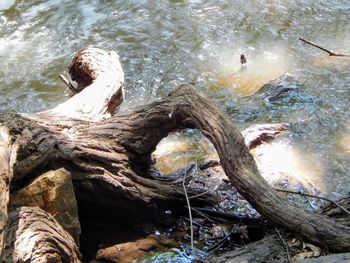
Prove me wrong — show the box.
[38,47,125,122]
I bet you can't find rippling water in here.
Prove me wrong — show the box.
[1,1,350,197]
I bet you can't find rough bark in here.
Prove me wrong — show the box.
[0,125,14,255]
[206,234,292,263]
[295,253,350,263]
[207,198,350,263]
[0,47,349,260]
[319,196,350,227]
[3,206,81,262]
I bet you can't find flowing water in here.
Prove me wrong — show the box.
[1,0,350,203]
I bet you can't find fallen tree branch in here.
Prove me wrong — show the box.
[1,47,350,259]
[299,37,350,57]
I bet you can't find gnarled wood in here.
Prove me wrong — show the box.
[0,47,350,260]
[206,234,292,263]
[207,197,350,263]
[35,47,125,122]
[3,206,81,262]
[0,126,11,257]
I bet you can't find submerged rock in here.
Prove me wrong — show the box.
[95,235,176,263]
[258,73,299,103]
[10,168,81,243]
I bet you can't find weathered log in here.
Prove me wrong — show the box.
[206,234,292,263]
[207,196,350,262]
[295,253,350,263]
[0,126,12,255]
[319,196,350,227]
[3,206,81,262]
[0,47,350,260]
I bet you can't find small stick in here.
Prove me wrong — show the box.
[299,38,350,57]
[190,207,216,223]
[275,227,291,263]
[179,216,210,230]
[183,164,197,257]
[191,207,262,224]
[188,190,210,199]
[59,74,78,94]
[206,227,240,254]
[274,187,350,215]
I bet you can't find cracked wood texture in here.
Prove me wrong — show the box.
[3,206,81,262]
[0,47,349,261]
[0,126,12,256]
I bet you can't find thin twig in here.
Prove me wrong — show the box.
[59,74,78,94]
[188,190,210,199]
[274,187,350,215]
[190,207,216,223]
[183,163,197,257]
[179,216,210,230]
[207,232,234,254]
[275,228,291,263]
[299,38,350,57]
[206,227,241,254]
[191,207,262,224]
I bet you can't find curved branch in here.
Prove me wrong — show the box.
[105,84,350,251]
[36,47,125,122]
[2,46,349,254]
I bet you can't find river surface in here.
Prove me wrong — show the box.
[1,1,350,200]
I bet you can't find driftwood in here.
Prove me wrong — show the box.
[0,47,350,261]
[3,206,81,262]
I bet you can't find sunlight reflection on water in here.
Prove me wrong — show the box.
[214,46,292,96]
[0,0,350,197]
